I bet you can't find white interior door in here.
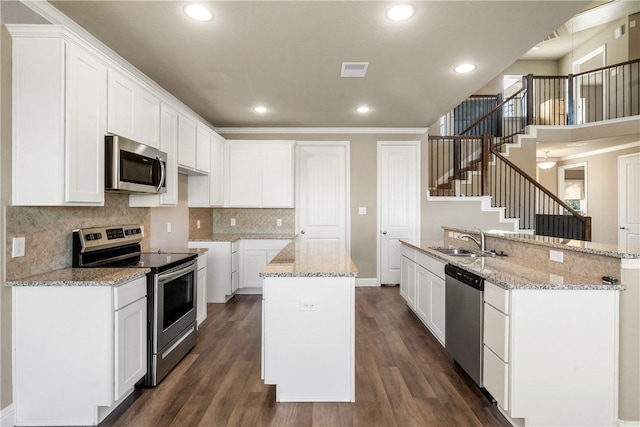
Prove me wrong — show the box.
[618,152,640,251]
[296,143,349,249]
[379,142,419,285]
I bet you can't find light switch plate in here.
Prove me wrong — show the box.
[197,220,201,229]
[358,207,367,215]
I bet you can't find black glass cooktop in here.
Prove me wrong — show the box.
[104,252,197,272]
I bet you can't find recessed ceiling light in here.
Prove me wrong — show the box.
[184,4,213,22]
[253,106,268,113]
[454,63,476,74]
[356,106,371,114]
[386,4,415,21]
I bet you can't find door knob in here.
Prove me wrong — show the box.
[300,230,306,234]
[620,226,626,230]
[382,231,387,235]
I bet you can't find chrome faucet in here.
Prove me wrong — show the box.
[458,228,486,252]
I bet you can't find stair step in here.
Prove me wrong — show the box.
[430,189,457,196]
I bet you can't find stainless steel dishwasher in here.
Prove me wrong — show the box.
[445,263,484,387]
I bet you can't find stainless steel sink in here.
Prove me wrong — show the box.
[431,247,478,257]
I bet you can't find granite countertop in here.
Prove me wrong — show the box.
[444,226,640,259]
[6,268,150,287]
[190,233,296,242]
[260,240,359,278]
[401,239,624,291]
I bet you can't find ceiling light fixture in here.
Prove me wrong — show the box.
[531,45,541,50]
[454,63,476,74]
[253,106,268,113]
[356,106,371,114]
[537,151,556,169]
[184,4,213,22]
[386,4,415,21]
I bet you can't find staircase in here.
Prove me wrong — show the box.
[428,58,640,241]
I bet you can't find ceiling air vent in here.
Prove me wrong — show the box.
[341,62,369,78]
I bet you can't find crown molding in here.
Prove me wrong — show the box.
[215,127,429,135]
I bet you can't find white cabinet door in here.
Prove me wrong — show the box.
[241,250,267,289]
[196,126,211,174]
[136,87,160,148]
[107,69,160,148]
[107,69,136,140]
[262,143,294,207]
[228,143,261,206]
[178,114,197,170]
[65,42,107,204]
[114,297,147,401]
[426,272,446,345]
[400,256,416,307]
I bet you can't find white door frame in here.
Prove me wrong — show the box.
[295,141,351,253]
[377,141,421,285]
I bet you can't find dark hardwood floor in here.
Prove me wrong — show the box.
[103,287,510,427]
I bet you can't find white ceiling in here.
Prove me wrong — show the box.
[45,0,592,129]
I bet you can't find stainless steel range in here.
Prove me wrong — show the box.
[73,224,198,386]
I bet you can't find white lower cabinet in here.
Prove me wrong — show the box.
[196,253,208,326]
[483,281,620,427]
[238,240,290,292]
[400,244,446,346]
[188,240,239,303]
[13,276,147,426]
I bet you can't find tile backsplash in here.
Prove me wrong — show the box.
[189,208,295,238]
[5,193,150,280]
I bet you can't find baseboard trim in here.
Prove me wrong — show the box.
[355,278,379,287]
[618,419,640,427]
[0,404,14,427]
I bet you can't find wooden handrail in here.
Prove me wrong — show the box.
[573,58,640,78]
[459,87,526,136]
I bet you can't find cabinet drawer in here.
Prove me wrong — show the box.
[484,281,509,314]
[483,345,509,411]
[114,276,147,310]
[415,251,445,279]
[484,303,509,362]
[400,245,416,261]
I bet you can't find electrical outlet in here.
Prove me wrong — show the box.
[230,218,236,226]
[167,222,172,233]
[300,301,318,312]
[276,218,282,227]
[550,249,564,263]
[140,225,145,237]
[197,220,201,229]
[12,237,25,258]
[358,207,367,215]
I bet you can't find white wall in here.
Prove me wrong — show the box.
[149,174,190,250]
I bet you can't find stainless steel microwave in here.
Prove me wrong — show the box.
[105,135,167,194]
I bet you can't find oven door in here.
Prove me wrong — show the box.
[154,259,197,352]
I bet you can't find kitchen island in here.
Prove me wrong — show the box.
[260,240,358,402]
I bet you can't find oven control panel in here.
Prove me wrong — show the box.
[75,225,143,251]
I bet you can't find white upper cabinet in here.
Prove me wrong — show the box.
[129,103,179,207]
[187,134,226,207]
[10,26,106,206]
[178,115,212,175]
[226,141,294,208]
[107,69,160,149]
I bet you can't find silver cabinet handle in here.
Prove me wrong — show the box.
[300,230,306,234]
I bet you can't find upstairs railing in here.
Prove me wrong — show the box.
[429,59,639,241]
[441,58,640,139]
[428,135,592,241]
